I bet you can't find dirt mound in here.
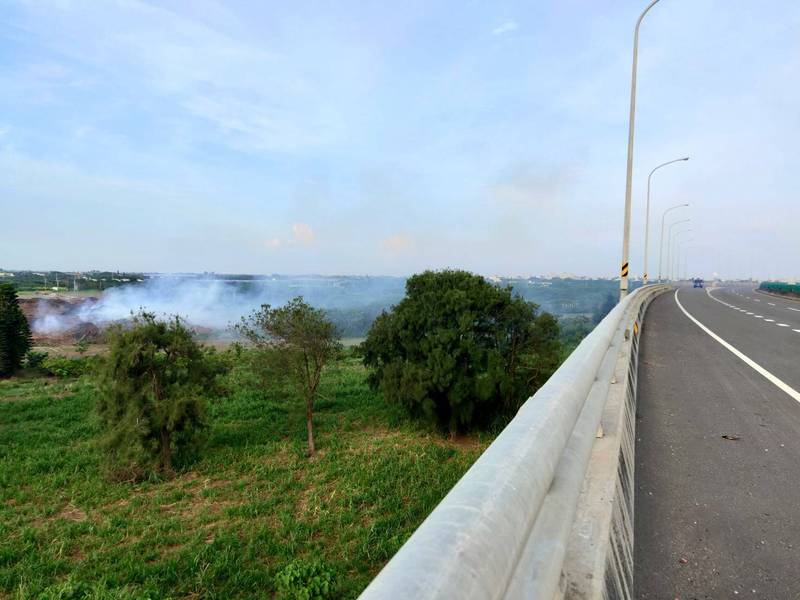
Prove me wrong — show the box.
[21,295,102,345]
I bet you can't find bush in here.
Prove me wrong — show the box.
[24,350,49,369]
[361,270,562,434]
[760,281,800,297]
[0,283,32,377]
[274,560,337,600]
[42,355,91,378]
[94,312,225,475]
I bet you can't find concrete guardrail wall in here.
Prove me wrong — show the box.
[358,284,670,600]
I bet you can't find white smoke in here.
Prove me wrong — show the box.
[31,275,406,335]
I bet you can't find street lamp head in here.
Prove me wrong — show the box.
[681,157,690,161]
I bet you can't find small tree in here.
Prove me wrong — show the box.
[95,312,216,475]
[0,283,32,377]
[237,297,341,457]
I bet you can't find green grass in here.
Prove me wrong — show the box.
[0,357,491,599]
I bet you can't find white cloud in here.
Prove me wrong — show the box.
[264,237,282,249]
[491,21,518,36]
[292,223,315,245]
[381,234,411,252]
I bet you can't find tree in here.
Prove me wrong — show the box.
[0,283,32,377]
[361,270,562,435]
[95,312,218,475]
[237,297,341,457]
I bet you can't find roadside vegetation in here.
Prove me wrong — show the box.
[0,350,489,598]
[0,271,607,598]
[759,281,800,299]
[362,270,562,435]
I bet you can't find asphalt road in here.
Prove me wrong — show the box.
[634,286,800,599]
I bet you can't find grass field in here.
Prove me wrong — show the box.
[0,356,491,599]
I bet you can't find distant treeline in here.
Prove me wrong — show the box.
[1,270,145,291]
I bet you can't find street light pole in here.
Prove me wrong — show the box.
[619,0,663,299]
[644,157,689,284]
[665,219,690,282]
[658,204,689,282]
[669,228,692,281]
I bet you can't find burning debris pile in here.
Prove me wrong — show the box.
[20,296,103,344]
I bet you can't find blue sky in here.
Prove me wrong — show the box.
[2,0,799,279]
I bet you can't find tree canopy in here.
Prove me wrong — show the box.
[237,296,341,457]
[0,283,32,377]
[361,270,562,434]
[95,312,220,475]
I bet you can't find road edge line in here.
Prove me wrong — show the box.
[674,289,800,404]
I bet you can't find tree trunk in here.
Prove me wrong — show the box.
[306,397,316,457]
[160,427,173,473]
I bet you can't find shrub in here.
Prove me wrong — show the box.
[362,270,562,434]
[759,281,800,297]
[0,283,32,377]
[42,355,90,378]
[24,350,49,369]
[94,312,223,475]
[274,560,337,600]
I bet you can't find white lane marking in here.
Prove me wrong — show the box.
[769,303,776,306]
[794,329,800,333]
[778,323,790,327]
[755,316,764,319]
[746,312,754,315]
[746,297,751,300]
[788,307,800,312]
[765,319,775,322]
[674,290,800,404]
[754,299,761,302]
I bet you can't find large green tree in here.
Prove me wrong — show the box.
[0,283,32,377]
[237,297,341,457]
[95,312,219,474]
[361,270,562,434]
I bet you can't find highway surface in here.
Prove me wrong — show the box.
[634,285,800,599]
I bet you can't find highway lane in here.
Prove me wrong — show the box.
[634,287,800,599]
[711,286,800,330]
[712,286,800,324]
[674,286,800,392]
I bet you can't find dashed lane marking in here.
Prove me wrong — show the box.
[675,289,800,404]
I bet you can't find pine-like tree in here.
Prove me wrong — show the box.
[0,283,32,377]
[95,312,217,474]
[361,270,562,434]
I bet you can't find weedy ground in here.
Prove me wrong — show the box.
[0,356,491,599]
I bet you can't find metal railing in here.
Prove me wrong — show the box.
[358,284,669,600]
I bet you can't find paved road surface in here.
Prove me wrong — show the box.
[634,286,800,599]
